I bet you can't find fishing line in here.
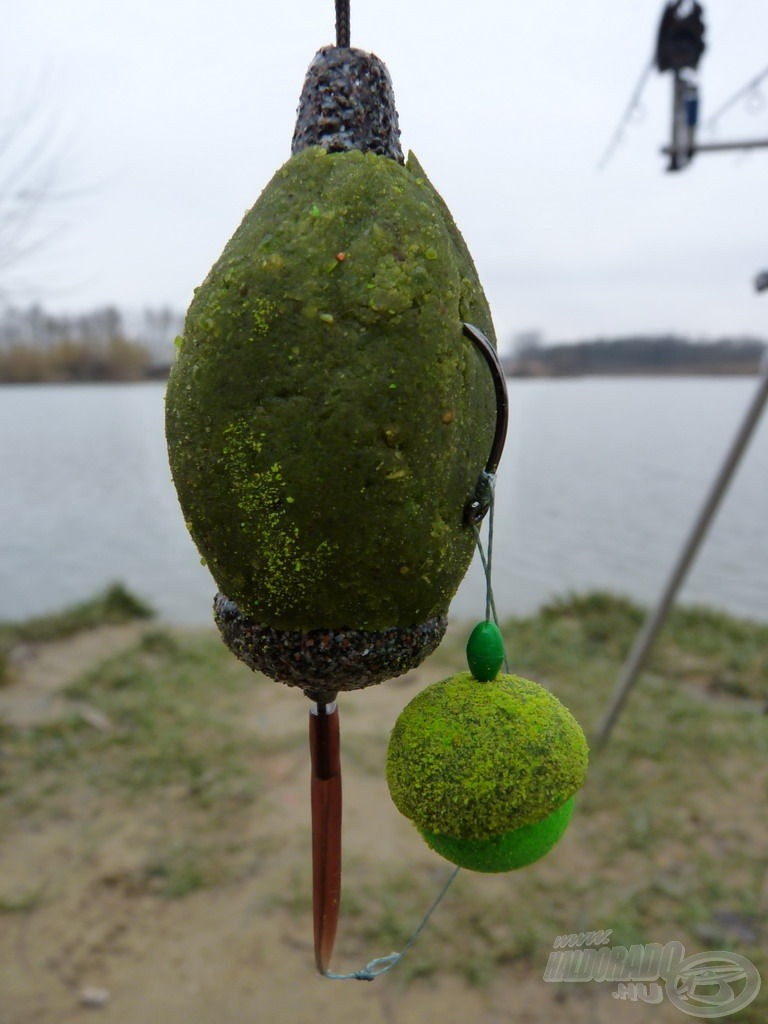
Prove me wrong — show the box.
[597,57,655,170]
[323,865,461,981]
[706,62,768,130]
[472,485,510,674]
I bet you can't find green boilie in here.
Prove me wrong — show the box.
[386,673,589,872]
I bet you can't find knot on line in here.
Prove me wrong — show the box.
[320,863,460,982]
[326,952,402,981]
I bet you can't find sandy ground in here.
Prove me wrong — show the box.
[0,627,748,1024]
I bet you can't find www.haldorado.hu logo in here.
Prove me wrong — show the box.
[543,930,761,1018]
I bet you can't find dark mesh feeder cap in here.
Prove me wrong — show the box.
[292,46,404,162]
[214,594,446,704]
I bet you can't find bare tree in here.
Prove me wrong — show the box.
[0,77,77,297]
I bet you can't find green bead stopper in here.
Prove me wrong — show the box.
[466,620,505,681]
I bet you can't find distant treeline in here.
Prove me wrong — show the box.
[505,336,767,377]
[0,305,181,383]
[0,336,155,383]
[3,309,766,382]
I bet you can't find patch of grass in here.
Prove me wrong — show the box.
[1,583,154,644]
[0,885,46,914]
[1,624,264,834]
[529,591,768,703]
[539,591,645,653]
[0,584,154,686]
[0,619,275,902]
[658,604,768,702]
[141,841,226,899]
[55,631,263,804]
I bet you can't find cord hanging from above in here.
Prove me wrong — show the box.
[336,0,350,47]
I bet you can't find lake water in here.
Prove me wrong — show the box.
[1,378,767,626]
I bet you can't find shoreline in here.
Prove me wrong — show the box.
[2,366,767,385]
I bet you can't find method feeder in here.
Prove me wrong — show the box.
[167,2,518,975]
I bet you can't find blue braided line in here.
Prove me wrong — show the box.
[472,485,509,674]
[323,866,461,981]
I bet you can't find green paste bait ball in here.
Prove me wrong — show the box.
[386,673,588,872]
[165,147,496,632]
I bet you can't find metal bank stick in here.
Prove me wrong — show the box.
[596,348,768,745]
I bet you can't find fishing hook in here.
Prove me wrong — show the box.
[462,322,509,525]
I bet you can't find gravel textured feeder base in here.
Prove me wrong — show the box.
[214,594,447,704]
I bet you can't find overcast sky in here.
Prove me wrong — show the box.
[3,0,768,349]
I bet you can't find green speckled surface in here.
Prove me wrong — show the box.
[166,147,496,630]
[386,672,589,839]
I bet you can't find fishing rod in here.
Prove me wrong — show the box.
[706,61,768,131]
[657,2,768,170]
[600,3,768,173]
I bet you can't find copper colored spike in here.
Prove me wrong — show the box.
[309,702,342,975]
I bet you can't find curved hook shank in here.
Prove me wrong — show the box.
[462,323,509,524]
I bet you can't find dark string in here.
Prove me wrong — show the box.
[336,0,350,47]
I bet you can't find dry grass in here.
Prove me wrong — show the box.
[0,590,765,1022]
